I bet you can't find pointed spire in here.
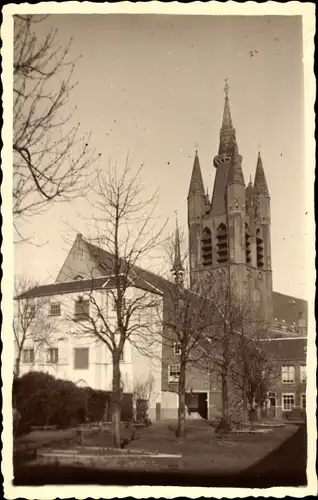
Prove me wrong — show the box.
[172,213,184,281]
[245,175,254,210]
[188,149,205,196]
[254,152,269,196]
[227,141,245,186]
[222,79,233,130]
[214,80,236,166]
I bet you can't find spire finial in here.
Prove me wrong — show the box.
[194,141,199,154]
[224,78,229,97]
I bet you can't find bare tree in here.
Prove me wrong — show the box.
[13,15,97,242]
[13,275,53,379]
[199,280,274,431]
[69,158,166,448]
[231,333,279,425]
[159,228,217,438]
[133,373,157,423]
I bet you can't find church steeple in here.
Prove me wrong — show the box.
[214,80,236,167]
[188,149,205,196]
[254,152,269,197]
[172,213,184,285]
[222,80,233,129]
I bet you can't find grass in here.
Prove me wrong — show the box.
[15,419,299,474]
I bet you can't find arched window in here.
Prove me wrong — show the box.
[201,227,212,267]
[256,228,264,268]
[216,223,228,264]
[245,224,252,264]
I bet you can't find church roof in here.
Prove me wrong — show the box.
[260,336,307,361]
[272,291,308,325]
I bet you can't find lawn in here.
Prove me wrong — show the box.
[15,419,299,475]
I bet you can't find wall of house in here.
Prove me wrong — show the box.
[16,287,164,414]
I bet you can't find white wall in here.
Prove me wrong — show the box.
[16,287,164,404]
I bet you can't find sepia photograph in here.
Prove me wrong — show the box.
[2,2,316,497]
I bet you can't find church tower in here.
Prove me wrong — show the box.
[187,82,273,321]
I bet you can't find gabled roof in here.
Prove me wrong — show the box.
[84,238,170,295]
[16,274,165,300]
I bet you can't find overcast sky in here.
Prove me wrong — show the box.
[14,14,307,299]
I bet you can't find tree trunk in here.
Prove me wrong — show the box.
[177,362,186,438]
[221,370,230,431]
[14,354,21,379]
[112,359,121,448]
[221,373,228,420]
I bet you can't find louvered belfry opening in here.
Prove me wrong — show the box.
[245,224,252,264]
[202,227,212,267]
[256,228,264,268]
[216,223,228,264]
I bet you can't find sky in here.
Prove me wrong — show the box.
[14,14,308,299]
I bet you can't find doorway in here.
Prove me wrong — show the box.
[185,391,208,419]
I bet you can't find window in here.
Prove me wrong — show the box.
[47,348,59,363]
[74,348,89,370]
[281,365,295,384]
[300,365,306,383]
[74,298,90,319]
[168,364,180,382]
[282,393,295,411]
[256,228,264,268]
[201,228,212,267]
[174,341,181,356]
[216,224,228,264]
[301,393,306,409]
[120,349,124,362]
[245,224,252,264]
[22,348,34,364]
[50,303,61,316]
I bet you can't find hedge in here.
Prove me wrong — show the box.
[13,372,133,435]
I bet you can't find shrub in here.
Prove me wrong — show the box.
[13,372,133,435]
